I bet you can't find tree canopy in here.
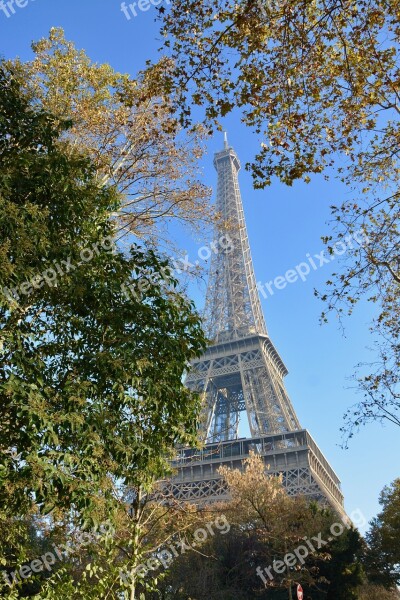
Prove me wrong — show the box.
[159,0,400,439]
[364,478,400,588]
[149,453,365,599]
[5,28,212,248]
[0,59,206,600]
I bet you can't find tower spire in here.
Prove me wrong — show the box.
[203,139,267,342]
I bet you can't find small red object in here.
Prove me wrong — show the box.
[297,584,304,600]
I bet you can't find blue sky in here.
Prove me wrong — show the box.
[1,0,399,531]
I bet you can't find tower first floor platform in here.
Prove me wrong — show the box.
[167,430,345,519]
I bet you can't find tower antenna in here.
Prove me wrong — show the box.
[224,131,229,149]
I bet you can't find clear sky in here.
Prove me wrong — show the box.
[1,0,399,532]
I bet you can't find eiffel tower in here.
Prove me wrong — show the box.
[169,135,345,516]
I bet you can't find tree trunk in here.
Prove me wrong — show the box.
[130,488,143,600]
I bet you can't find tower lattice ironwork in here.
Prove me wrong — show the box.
[169,135,345,516]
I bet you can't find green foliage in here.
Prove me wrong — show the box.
[161,0,400,188]
[5,27,212,247]
[364,478,400,587]
[358,583,400,599]
[0,60,206,599]
[148,455,365,599]
[159,0,400,440]
[312,527,364,600]
[149,511,365,599]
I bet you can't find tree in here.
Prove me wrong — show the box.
[0,61,207,599]
[358,583,400,599]
[364,478,400,588]
[159,0,400,438]
[161,0,400,188]
[28,484,204,600]
[150,453,364,600]
[311,526,364,600]
[218,453,361,599]
[0,507,71,598]
[6,27,212,248]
